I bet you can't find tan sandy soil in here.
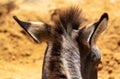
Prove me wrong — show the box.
[0,0,120,79]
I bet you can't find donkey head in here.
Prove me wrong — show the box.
[13,7,108,79]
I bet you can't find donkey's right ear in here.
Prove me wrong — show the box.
[89,13,108,46]
[79,13,108,45]
[13,16,51,43]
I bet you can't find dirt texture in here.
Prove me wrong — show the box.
[0,0,120,79]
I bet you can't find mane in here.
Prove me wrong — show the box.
[52,6,85,34]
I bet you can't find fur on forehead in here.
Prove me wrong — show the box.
[51,6,86,34]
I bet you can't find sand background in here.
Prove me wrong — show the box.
[0,0,120,79]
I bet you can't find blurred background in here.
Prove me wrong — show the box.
[0,0,120,79]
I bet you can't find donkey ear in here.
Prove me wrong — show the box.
[90,13,108,46]
[13,16,51,43]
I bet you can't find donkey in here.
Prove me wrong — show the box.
[13,6,108,79]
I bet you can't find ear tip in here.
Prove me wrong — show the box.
[102,13,109,20]
[13,15,16,19]
[13,15,19,21]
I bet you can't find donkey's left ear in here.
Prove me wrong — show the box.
[90,13,109,46]
[13,16,51,43]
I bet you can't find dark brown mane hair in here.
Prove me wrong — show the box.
[51,6,85,34]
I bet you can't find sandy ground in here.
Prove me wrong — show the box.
[0,0,120,79]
